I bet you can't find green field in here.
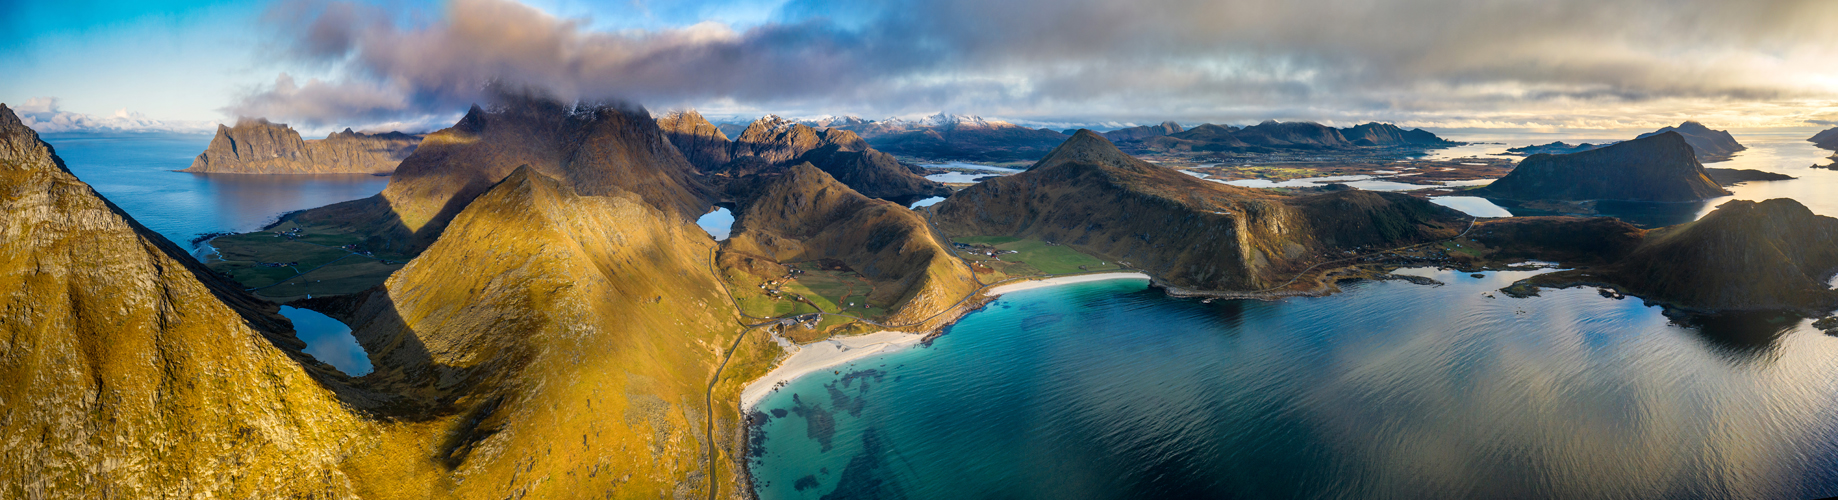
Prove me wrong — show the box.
[951,236,1121,278]
[204,220,407,302]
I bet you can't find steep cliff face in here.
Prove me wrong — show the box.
[1636,121,1745,161]
[722,163,977,326]
[327,166,761,498]
[1472,132,1730,202]
[936,130,1464,291]
[657,109,734,172]
[286,97,711,255]
[182,119,420,174]
[1607,199,1838,311]
[694,114,948,205]
[0,104,365,498]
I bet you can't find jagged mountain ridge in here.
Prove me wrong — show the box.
[284,96,711,256]
[182,119,421,174]
[659,112,949,204]
[935,130,1466,291]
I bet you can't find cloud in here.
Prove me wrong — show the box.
[12,97,214,133]
[230,0,1838,129]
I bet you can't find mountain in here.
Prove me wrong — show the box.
[0,104,368,497]
[1231,120,1352,149]
[316,165,766,497]
[1635,121,1745,162]
[1505,141,1612,156]
[1141,123,1250,152]
[656,109,732,171]
[935,130,1466,292]
[1101,121,1184,142]
[1471,132,1730,202]
[721,163,978,326]
[283,96,711,256]
[840,113,1071,163]
[182,119,421,174]
[1338,122,1457,147]
[1606,199,1838,311]
[1810,127,1838,150]
[663,113,949,204]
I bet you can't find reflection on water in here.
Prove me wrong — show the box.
[919,162,1022,173]
[924,171,1004,183]
[41,132,391,250]
[697,207,735,240]
[908,196,946,209]
[753,272,1838,499]
[278,306,372,376]
[1430,196,1513,217]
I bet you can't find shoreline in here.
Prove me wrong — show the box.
[737,271,1152,411]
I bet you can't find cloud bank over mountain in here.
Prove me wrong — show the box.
[16,97,214,133]
[230,0,1838,129]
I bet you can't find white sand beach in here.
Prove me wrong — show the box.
[740,272,1154,411]
[985,272,1151,296]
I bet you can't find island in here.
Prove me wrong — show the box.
[182,119,421,174]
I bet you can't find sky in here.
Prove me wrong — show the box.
[4,0,1838,136]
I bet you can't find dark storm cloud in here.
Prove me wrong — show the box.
[228,0,1838,127]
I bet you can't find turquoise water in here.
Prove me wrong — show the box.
[40,132,391,251]
[751,274,1838,499]
[278,306,372,376]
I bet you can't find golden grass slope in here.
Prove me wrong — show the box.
[0,104,367,498]
[324,166,758,498]
[722,163,977,327]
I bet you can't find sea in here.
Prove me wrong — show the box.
[41,131,386,376]
[750,132,1838,499]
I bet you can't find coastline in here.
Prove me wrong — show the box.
[737,271,1153,411]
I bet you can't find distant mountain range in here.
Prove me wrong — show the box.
[1505,122,1745,163]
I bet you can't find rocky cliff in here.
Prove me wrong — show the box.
[182,119,420,174]
[0,104,369,498]
[935,130,1465,292]
[656,109,732,171]
[1471,132,1730,202]
[722,163,978,326]
[285,95,712,256]
[1636,121,1745,162]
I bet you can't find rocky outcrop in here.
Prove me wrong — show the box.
[1471,132,1730,202]
[1102,121,1184,142]
[1339,122,1457,147]
[722,163,977,326]
[285,96,712,255]
[656,109,732,171]
[182,119,420,174]
[1636,121,1745,162]
[935,130,1466,291]
[0,104,366,498]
